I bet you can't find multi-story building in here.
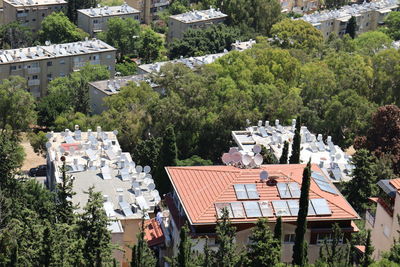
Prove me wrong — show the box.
[155,163,359,264]
[366,178,400,259]
[77,4,140,37]
[281,0,320,14]
[45,127,161,266]
[167,7,227,42]
[125,0,170,24]
[300,0,399,38]
[3,0,67,32]
[0,39,116,97]
[231,120,354,183]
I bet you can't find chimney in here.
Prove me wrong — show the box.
[118,194,123,202]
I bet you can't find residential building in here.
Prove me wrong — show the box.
[3,0,67,32]
[300,0,399,38]
[125,0,170,24]
[231,39,256,51]
[366,178,400,259]
[0,39,116,97]
[167,7,227,43]
[77,4,140,37]
[155,163,359,264]
[89,74,159,114]
[231,119,354,182]
[281,0,320,14]
[45,127,161,266]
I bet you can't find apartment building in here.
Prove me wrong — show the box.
[0,39,116,97]
[77,4,140,37]
[300,0,399,38]
[45,127,161,266]
[366,178,400,259]
[281,0,320,14]
[125,0,169,24]
[167,7,227,42]
[152,163,359,264]
[3,0,67,32]
[232,119,354,183]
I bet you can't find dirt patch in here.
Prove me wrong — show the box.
[20,134,46,173]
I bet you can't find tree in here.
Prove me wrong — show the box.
[28,131,48,156]
[274,216,282,242]
[289,117,301,164]
[215,208,238,267]
[56,159,76,224]
[176,223,195,267]
[353,31,393,56]
[292,161,311,266]
[279,141,289,164]
[362,230,374,267]
[261,145,279,164]
[202,237,214,267]
[246,218,280,267]
[138,28,163,64]
[0,76,36,135]
[345,16,357,39]
[116,60,137,76]
[131,216,156,267]
[154,125,178,195]
[341,149,378,213]
[319,223,350,267]
[177,155,212,166]
[131,137,162,170]
[385,217,400,263]
[270,19,324,50]
[324,0,348,9]
[67,0,97,23]
[383,11,400,40]
[0,22,33,49]
[78,187,113,266]
[0,136,25,189]
[98,17,140,62]
[38,12,88,44]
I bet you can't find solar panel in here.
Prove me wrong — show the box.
[243,201,262,218]
[136,195,149,211]
[245,184,260,199]
[313,178,337,195]
[230,202,246,218]
[277,183,292,198]
[215,203,233,218]
[65,135,75,144]
[332,168,343,181]
[272,200,291,216]
[310,198,331,215]
[119,201,133,217]
[234,184,247,200]
[101,166,112,180]
[311,172,326,182]
[287,200,299,216]
[259,127,268,138]
[86,149,98,161]
[120,168,131,181]
[308,200,316,216]
[288,182,301,198]
[105,148,116,160]
[310,142,319,153]
[259,201,274,217]
[317,141,325,151]
[103,202,116,217]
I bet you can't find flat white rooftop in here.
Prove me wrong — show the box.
[301,0,398,24]
[46,127,161,227]
[0,39,116,64]
[4,0,66,7]
[78,4,140,17]
[89,74,158,95]
[170,7,227,23]
[232,119,354,182]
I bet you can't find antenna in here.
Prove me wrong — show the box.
[231,152,242,163]
[222,153,232,165]
[252,145,262,154]
[135,165,143,173]
[144,165,151,173]
[260,170,269,182]
[242,154,252,166]
[254,153,263,166]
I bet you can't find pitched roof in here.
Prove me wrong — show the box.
[166,164,359,225]
[144,218,165,247]
[390,178,400,191]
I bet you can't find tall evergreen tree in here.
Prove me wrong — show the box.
[261,145,278,164]
[292,161,311,266]
[155,125,178,195]
[56,158,76,224]
[78,187,113,267]
[177,223,195,267]
[319,223,350,267]
[279,141,289,164]
[131,216,156,267]
[345,16,357,39]
[274,216,282,242]
[202,237,214,267]
[246,218,280,267]
[289,117,301,164]
[215,208,238,267]
[362,230,374,267]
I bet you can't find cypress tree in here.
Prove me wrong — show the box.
[202,237,214,267]
[345,16,357,39]
[289,117,301,164]
[246,218,280,267]
[279,141,289,164]
[319,223,350,267]
[177,223,194,267]
[274,216,282,242]
[362,230,374,267]
[56,159,76,224]
[215,208,238,267]
[292,160,311,266]
[131,216,157,267]
[155,125,178,195]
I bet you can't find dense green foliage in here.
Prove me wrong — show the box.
[116,60,138,76]
[138,28,164,64]
[345,16,357,39]
[289,117,301,164]
[382,11,400,40]
[279,141,289,164]
[318,224,351,267]
[67,0,97,23]
[177,155,212,166]
[131,216,157,267]
[362,231,374,267]
[0,22,33,49]
[215,208,238,267]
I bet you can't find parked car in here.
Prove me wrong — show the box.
[28,165,47,177]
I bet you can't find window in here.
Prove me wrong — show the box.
[106,54,112,59]
[93,19,98,24]
[47,61,52,66]
[284,234,295,244]
[32,19,36,21]
[32,75,38,80]
[60,72,65,77]
[60,59,65,64]
[316,233,343,245]
[10,66,17,71]
[47,74,52,78]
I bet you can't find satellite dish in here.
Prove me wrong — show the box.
[113,130,118,136]
[60,131,66,137]
[231,152,242,163]
[147,182,155,191]
[260,170,269,181]
[253,145,262,154]
[229,147,238,154]
[45,40,51,46]
[335,153,342,160]
[145,173,152,179]
[45,142,52,149]
[136,165,143,173]
[254,153,263,166]
[242,154,252,166]
[144,165,151,173]
[45,133,52,139]
[222,153,232,164]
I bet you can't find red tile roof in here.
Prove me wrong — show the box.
[166,164,359,225]
[390,178,400,191]
[144,218,165,247]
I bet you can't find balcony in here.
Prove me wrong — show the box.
[366,210,375,227]
[90,60,101,65]
[28,79,40,86]
[378,197,394,217]
[73,62,86,70]
[16,12,27,18]
[152,0,169,7]
[27,67,40,74]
